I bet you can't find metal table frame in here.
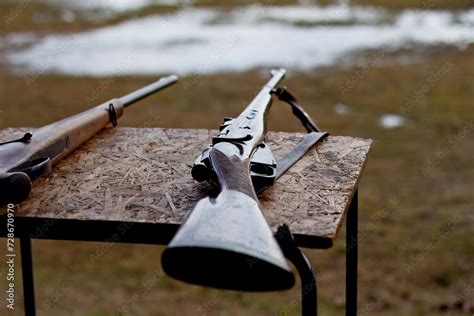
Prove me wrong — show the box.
[15,191,358,316]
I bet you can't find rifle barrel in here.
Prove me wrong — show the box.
[120,74,178,107]
[265,68,286,90]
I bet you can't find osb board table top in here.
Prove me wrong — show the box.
[0,127,372,248]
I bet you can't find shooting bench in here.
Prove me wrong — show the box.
[0,127,372,316]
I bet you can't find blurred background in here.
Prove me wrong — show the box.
[0,0,473,315]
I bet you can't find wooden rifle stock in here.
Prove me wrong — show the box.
[210,146,257,200]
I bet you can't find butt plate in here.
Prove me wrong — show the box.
[162,190,295,291]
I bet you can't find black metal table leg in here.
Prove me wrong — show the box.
[346,190,358,316]
[277,225,317,316]
[20,237,36,316]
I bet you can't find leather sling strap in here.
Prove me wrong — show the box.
[272,87,329,180]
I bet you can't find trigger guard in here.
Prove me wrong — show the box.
[11,157,52,180]
[249,143,277,192]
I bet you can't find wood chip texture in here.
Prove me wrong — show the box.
[0,128,372,247]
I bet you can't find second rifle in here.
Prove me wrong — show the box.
[0,75,178,204]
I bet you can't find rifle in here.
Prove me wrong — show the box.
[162,69,327,291]
[0,75,178,205]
